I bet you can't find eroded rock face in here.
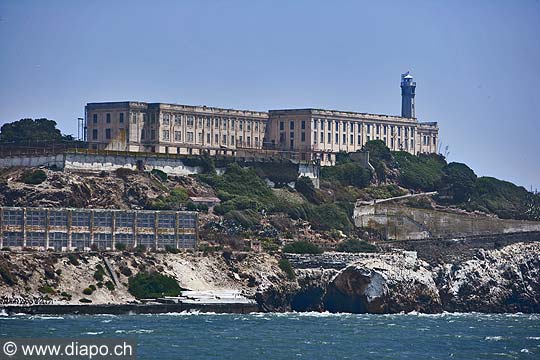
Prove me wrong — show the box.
[436,242,540,313]
[323,253,442,313]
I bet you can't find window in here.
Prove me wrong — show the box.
[376,124,380,134]
[320,132,324,143]
[187,116,194,127]
[290,131,294,139]
[367,135,371,142]
[391,138,394,148]
[223,135,227,144]
[174,131,181,141]
[328,132,331,143]
[335,133,339,144]
[105,128,111,139]
[231,136,235,145]
[247,136,251,146]
[321,121,324,131]
[132,113,137,124]
[358,134,361,144]
[343,134,346,144]
[279,121,284,131]
[162,130,170,141]
[92,129,98,140]
[255,136,258,146]
[93,114,98,124]
[231,119,236,128]
[301,132,306,142]
[215,134,218,143]
[398,127,401,136]
[187,132,194,142]
[342,122,346,131]
[198,118,203,127]
[255,122,259,131]
[206,118,211,127]
[163,114,170,125]
[290,121,294,130]
[197,133,203,143]
[214,118,219,128]
[314,131,317,143]
[301,120,306,130]
[151,130,156,139]
[239,121,244,130]
[367,124,371,133]
[106,113,111,123]
[141,129,145,140]
[151,113,156,123]
[119,113,124,123]
[247,121,251,131]
[411,139,414,148]
[175,114,182,125]
[350,134,353,145]
[384,126,387,135]
[206,133,210,143]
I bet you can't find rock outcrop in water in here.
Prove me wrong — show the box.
[261,242,540,314]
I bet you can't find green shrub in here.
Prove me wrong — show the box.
[79,298,92,303]
[60,291,72,300]
[151,168,168,181]
[22,169,47,185]
[248,161,299,186]
[282,241,322,254]
[82,287,93,295]
[224,209,261,228]
[278,258,295,280]
[0,265,16,286]
[197,163,277,214]
[164,245,179,254]
[128,271,182,299]
[38,285,55,294]
[466,177,533,220]
[115,242,127,251]
[120,266,133,277]
[321,162,372,188]
[295,176,323,204]
[336,239,378,253]
[67,254,80,266]
[393,152,446,191]
[307,203,352,231]
[436,162,477,204]
[89,284,96,291]
[105,280,115,291]
[364,140,393,182]
[93,265,106,282]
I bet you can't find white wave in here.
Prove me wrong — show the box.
[526,337,540,340]
[115,329,154,334]
[520,349,529,353]
[29,315,64,320]
[84,331,104,335]
[485,336,503,341]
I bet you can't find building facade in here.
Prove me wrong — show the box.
[86,102,268,155]
[0,207,198,251]
[85,73,438,163]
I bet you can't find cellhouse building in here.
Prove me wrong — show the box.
[85,72,439,165]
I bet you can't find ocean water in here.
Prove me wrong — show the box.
[1,311,539,359]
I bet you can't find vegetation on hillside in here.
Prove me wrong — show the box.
[0,118,76,144]
[128,271,182,299]
[282,241,322,254]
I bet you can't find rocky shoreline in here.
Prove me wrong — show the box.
[1,242,539,315]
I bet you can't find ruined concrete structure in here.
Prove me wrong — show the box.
[86,72,438,164]
[0,207,198,251]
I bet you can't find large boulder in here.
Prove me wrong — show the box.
[324,252,442,313]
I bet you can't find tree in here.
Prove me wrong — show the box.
[437,162,477,203]
[0,118,74,144]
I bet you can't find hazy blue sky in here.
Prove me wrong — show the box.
[1,0,539,189]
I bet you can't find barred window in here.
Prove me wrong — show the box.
[26,210,46,227]
[94,212,112,227]
[137,213,155,228]
[158,213,176,229]
[49,211,67,227]
[72,212,90,227]
[3,209,23,226]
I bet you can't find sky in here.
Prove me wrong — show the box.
[1,0,539,190]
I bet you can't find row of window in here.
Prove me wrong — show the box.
[2,210,196,229]
[161,130,259,147]
[279,119,416,138]
[92,113,124,124]
[2,232,197,250]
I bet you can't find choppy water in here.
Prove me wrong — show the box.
[1,311,539,359]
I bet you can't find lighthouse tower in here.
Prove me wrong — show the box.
[401,71,416,118]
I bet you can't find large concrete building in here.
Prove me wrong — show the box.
[85,72,438,164]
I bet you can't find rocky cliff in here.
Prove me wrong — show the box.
[257,242,540,313]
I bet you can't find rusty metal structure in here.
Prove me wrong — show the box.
[0,207,198,251]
